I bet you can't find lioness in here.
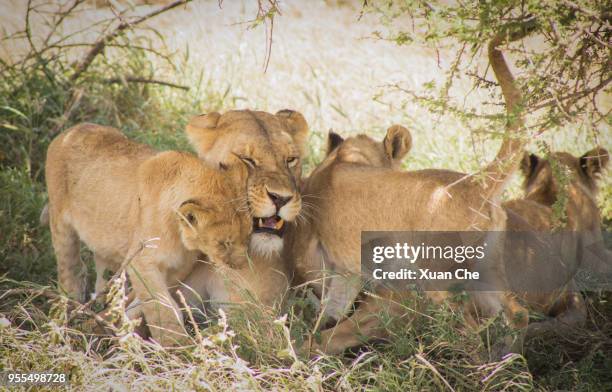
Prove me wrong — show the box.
[45,123,251,345]
[290,36,531,355]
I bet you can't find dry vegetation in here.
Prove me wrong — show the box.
[0,0,610,390]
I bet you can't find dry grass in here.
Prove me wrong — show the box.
[0,1,611,390]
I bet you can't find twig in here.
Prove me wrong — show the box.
[69,0,191,83]
[24,0,54,82]
[176,290,202,344]
[50,88,84,135]
[561,0,611,26]
[104,76,189,90]
[24,0,37,56]
[263,13,274,72]
[465,71,498,87]
[529,75,612,112]
[43,0,87,47]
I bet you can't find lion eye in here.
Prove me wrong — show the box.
[186,213,197,225]
[287,157,298,168]
[238,155,257,168]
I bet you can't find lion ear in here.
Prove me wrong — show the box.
[580,147,609,179]
[520,152,539,179]
[276,109,309,158]
[177,200,211,251]
[177,200,214,229]
[383,125,412,164]
[326,130,344,156]
[177,201,202,227]
[185,112,221,158]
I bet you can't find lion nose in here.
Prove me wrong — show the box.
[267,190,292,210]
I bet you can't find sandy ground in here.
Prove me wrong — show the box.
[1,0,610,173]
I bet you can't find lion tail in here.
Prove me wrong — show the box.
[480,18,536,201]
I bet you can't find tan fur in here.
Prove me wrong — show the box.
[290,30,535,356]
[504,148,610,337]
[295,129,610,354]
[290,122,529,355]
[45,123,252,346]
[177,253,290,310]
[186,109,309,258]
[176,109,308,316]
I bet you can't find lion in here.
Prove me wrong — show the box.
[289,37,532,355]
[155,109,309,319]
[304,126,611,352]
[290,125,529,355]
[45,123,252,345]
[185,109,309,259]
[44,109,307,342]
[290,125,413,322]
[503,147,611,337]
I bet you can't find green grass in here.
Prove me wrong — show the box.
[0,7,611,391]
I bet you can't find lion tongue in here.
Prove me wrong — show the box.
[260,216,283,230]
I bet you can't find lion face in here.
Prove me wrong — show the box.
[186,110,308,257]
[521,147,610,273]
[521,147,609,223]
[177,198,252,269]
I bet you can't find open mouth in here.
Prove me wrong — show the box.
[253,215,286,236]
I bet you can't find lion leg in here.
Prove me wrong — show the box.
[50,216,87,303]
[309,288,408,356]
[460,291,528,358]
[498,293,529,355]
[320,273,362,323]
[93,254,112,299]
[526,291,586,339]
[129,259,189,346]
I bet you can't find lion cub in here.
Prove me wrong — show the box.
[291,123,532,355]
[45,123,251,346]
[504,147,610,336]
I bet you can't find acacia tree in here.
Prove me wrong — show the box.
[363,0,610,143]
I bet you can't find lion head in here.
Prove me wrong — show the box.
[186,109,309,257]
[521,147,609,230]
[520,147,611,273]
[176,197,251,269]
[323,125,412,168]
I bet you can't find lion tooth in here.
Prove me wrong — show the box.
[275,219,284,230]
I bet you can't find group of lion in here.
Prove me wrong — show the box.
[42,39,610,356]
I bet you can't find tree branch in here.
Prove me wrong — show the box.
[69,0,191,83]
[530,75,612,112]
[104,76,189,90]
